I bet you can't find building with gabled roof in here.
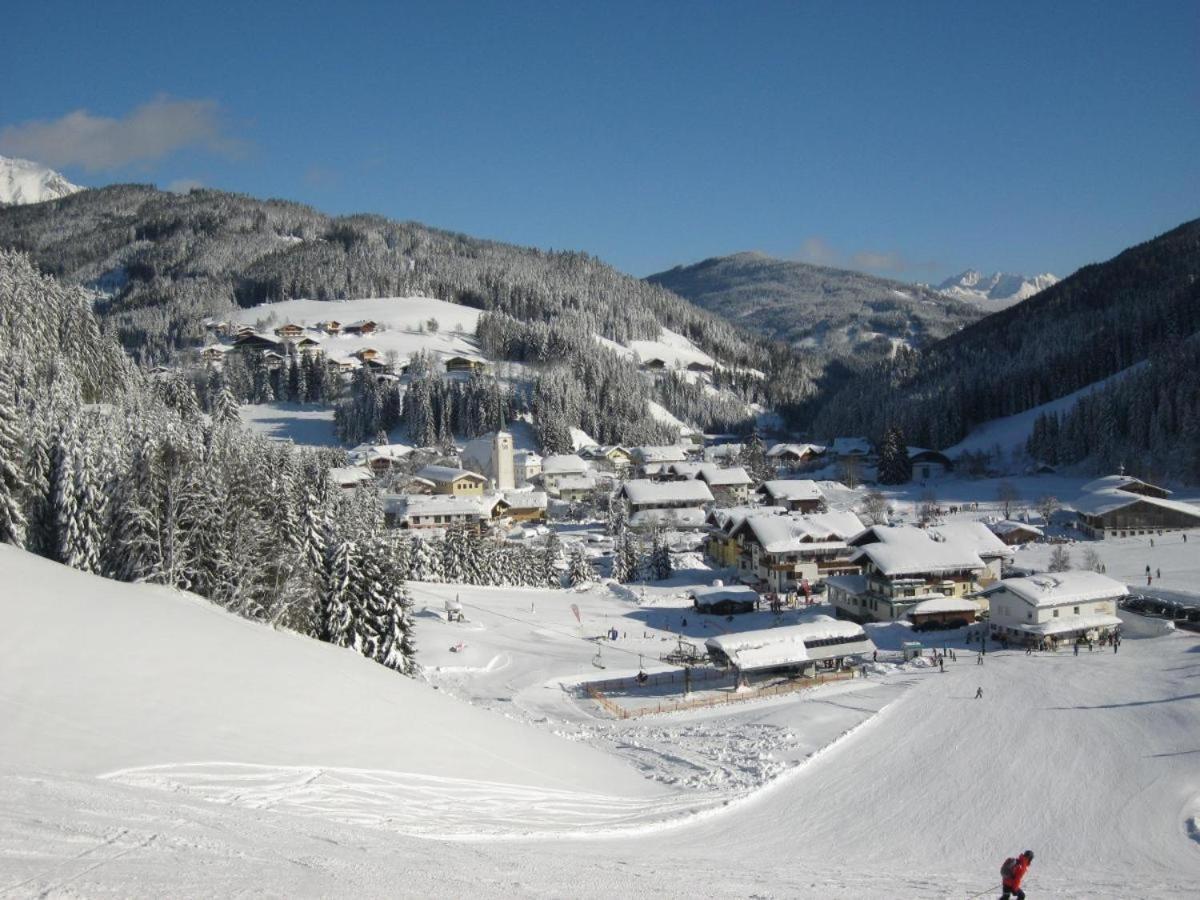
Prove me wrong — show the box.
[1072,489,1200,540]
[989,520,1045,546]
[705,619,874,675]
[982,571,1125,645]
[461,431,516,490]
[757,479,825,512]
[384,492,509,531]
[731,510,863,593]
[416,465,489,497]
[695,464,753,506]
[766,443,825,465]
[828,525,989,622]
[620,478,713,529]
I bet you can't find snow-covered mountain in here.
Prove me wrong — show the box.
[0,155,82,205]
[936,268,1058,306]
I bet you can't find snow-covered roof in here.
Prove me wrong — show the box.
[555,474,597,492]
[1070,489,1200,520]
[513,449,542,464]
[621,479,714,506]
[540,454,590,476]
[501,490,547,510]
[909,597,981,616]
[697,464,752,487]
[824,573,869,596]
[706,619,873,671]
[759,479,824,502]
[989,520,1044,538]
[668,461,705,479]
[690,584,759,602]
[703,443,743,462]
[926,521,1013,558]
[389,493,505,520]
[416,464,487,485]
[461,431,512,471]
[850,526,986,577]
[831,437,871,456]
[984,571,1127,608]
[738,510,864,554]
[629,507,709,528]
[767,442,825,459]
[349,442,414,463]
[1080,474,1171,496]
[705,505,788,533]
[631,445,689,464]
[329,466,374,486]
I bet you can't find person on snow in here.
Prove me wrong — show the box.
[999,849,1034,899]
[975,686,983,699]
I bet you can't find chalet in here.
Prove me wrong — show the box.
[330,357,360,373]
[318,320,342,335]
[640,357,668,371]
[983,571,1125,646]
[343,320,378,335]
[631,445,689,477]
[703,443,743,464]
[416,464,489,497]
[348,442,414,474]
[619,478,714,529]
[908,447,952,481]
[705,619,874,676]
[513,450,543,485]
[730,510,863,593]
[757,479,825,512]
[766,443,825,466]
[580,445,634,470]
[703,506,788,569]
[666,461,705,480]
[827,525,988,623]
[907,596,982,631]
[200,345,229,364]
[444,355,487,374]
[686,360,713,374]
[1072,489,1200,540]
[354,347,382,363]
[329,466,374,489]
[538,454,591,493]
[690,584,758,615]
[385,493,508,531]
[233,332,283,353]
[295,336,323,355]
[273,323,305,339]
[500,489,548,524]
[989,520,1045,546]
[695,464,753,506]
[263,350,286,371]
[555,473,599,503]
[831,436,872,459]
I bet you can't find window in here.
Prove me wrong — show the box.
[1053,609,1059,618]
[1074,606,1080,615]
[1027,612,1033,621]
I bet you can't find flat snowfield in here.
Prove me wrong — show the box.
[1,546,1199,897]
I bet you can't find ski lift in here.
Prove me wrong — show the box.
[592,645,606,669]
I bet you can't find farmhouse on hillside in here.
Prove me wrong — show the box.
[1072,474,1200,539]
[619,478,714,528]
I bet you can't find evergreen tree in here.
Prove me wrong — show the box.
[566,545,597,586]
[0,361,27,546]
[876,427,912,485]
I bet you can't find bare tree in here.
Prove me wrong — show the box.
[918,488,939,525]
[1048,545,1072,572]
[997,481,1021,518]
[839,455,860,489]
[1082,547,1103,572]
[1035,494,1059,525]
[860,489,890,525]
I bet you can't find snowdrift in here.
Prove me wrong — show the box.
[0,545,659,799]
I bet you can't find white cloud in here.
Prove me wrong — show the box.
[792,236,936,276]
[167,178,205,194]
[0,97,244,173]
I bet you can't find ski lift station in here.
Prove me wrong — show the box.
[705,619,875,677]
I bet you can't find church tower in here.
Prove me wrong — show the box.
[494,430,515,490]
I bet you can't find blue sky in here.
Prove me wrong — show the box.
[2,1,1196,281]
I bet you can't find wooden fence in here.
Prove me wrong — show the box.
[585,668,857,719]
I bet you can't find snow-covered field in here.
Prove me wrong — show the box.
[229,296,483,363]
[3,508,1200,897]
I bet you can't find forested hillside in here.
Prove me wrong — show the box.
[647,252,980,362]
[809,218,1200,477]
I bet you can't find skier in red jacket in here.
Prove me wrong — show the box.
[1000,849,1034,899]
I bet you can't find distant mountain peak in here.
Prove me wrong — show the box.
[0,156,82,206]
[937,268,1058,306]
